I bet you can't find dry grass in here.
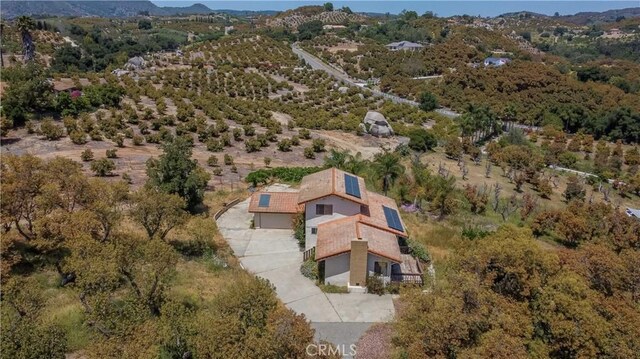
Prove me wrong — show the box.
[420,148,640,210]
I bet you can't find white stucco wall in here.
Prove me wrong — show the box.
[254,213,294,229]
[304,195,361,250]
[323,253,350,286]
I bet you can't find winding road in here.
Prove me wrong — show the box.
[291,43,460,118]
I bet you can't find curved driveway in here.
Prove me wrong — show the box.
[216,186,395,355]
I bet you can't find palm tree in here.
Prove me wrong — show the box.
[0,21,5,68]
[16,16,36,62]
[372,150,404,196]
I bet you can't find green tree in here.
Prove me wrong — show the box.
[1,63,53,124]
[408,128,437,152]
[419,91,438,112]
[563,175,585,202]
[298,20,324,41]
[16,16,36,61]
[146,137,210,211]
[130,188,188,240]
[372,150,404,195]
[90,158,115,177]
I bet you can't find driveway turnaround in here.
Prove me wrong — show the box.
[216,189,396,356]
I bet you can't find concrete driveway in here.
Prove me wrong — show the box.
[216,190,396,356]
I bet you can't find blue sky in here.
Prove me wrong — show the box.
[152,1,639,17]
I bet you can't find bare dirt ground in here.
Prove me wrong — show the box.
[314,130,404,160]
[354,323,393,359]
[1,126,391,190]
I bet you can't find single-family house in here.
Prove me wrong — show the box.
[483,57,511,67]
[250,168,423,292]
[385,41,424,51]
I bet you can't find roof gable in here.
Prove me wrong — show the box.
[297,168,369,205]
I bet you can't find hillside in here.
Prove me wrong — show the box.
[0,0,214,19]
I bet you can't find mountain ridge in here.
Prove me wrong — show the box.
[0,0,215,18]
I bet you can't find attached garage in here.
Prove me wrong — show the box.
[253,212,294,229]
[248,191,302,230]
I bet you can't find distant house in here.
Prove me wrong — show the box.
[385,41,424,51]
[483,57,511,67]
[323,24,347,31]
[249,168,423,292]
[626,208,640,220]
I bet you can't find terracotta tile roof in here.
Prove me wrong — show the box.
[359,191,407,237]
[316,216,402,263]
[248,192,302,214]
[297,167,369,205]
[316,216,357,260]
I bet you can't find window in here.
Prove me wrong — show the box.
[315,204,333,215]
[360,205,370,216]
[311,227,317,235]
[374,262,388,275]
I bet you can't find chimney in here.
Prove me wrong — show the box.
[349,239,368,287]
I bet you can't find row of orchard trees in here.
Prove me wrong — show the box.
[0,139,331,358]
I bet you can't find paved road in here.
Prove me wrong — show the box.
[291,43,460,118]
[216,185,395,357]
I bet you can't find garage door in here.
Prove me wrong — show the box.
[255,213,294,229]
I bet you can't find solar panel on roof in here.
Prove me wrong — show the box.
[383,206,404,232]
[258,194,271,207]
[344,174,361,198]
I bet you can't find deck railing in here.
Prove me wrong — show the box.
[391,273,424,286]
[303,247,315,261]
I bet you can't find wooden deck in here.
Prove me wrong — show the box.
[391,251,424,285]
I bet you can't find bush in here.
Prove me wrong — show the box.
[122,172,132,184]
[213,167,223,176]
[406,238,431,262]
[224,154,234,166]
[419,91,438,112]
[243,125,255,137]
[90,158,115,176]
[277,139,292,152]
[206,139,223,152]
[408,128,437,152]
[312,138,326,152]
[263,157,272,167]
[133,134,144,146]
[69,130,87,144]
[230,165,238,173]
[299,128,311,139]
[89,129,103,141]
[366,275,385,295]
[80,148,94,162]
[300,258,318,281]
[106,149,118,158]
[40,118,64,140]
[246,167,322,186]
[207,155,219,167]
[245,139,261,153]
[293,212,305,248]
[304,147,315,159]
[232,128,243,141]
[114,134,125,147]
